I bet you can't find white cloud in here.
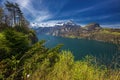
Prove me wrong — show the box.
[76,6,94,13]
[101,24,120,29]
[30,20,68,27]
[4,0,52,24]
[2,0,120,28]
[60,0,118,18]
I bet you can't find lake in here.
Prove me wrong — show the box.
[37,34,119,66]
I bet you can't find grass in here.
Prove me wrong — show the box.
[101,29,120,36]
[29,51,120,80]
[0,33,3,38]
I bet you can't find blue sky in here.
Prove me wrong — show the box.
[0,0,120,28]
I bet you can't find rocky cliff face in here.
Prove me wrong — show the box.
[36,22,102,35]
[36,20,81,37]
[84,23,102,31]
[35,21,120,44]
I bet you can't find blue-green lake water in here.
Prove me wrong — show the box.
[37,34,119,65]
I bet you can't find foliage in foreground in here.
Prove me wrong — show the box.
[0,29,119,80]
[26,51,120,80]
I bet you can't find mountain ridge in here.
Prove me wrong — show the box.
[34,21,120,44]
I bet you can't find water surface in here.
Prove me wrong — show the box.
[37,34,119,65]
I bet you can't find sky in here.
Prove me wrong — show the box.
[0,0,120,28]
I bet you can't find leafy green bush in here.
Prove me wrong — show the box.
[29,51,119,80]
[0,29,30,61]
[0,29,119,80]
[0,29,30,79]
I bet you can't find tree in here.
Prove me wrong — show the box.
[0,7,4,25]
[5,1,14,26]
[3,1,31,35]
[0,29,30,79]
[15,3,23,26]
[5,1,23,27]
[0,29,30,60]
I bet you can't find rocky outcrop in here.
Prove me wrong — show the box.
[36,20,81,37]
[84,23,102,31]
[35,21,120,44]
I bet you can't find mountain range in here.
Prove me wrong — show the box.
[33,20,120,44]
